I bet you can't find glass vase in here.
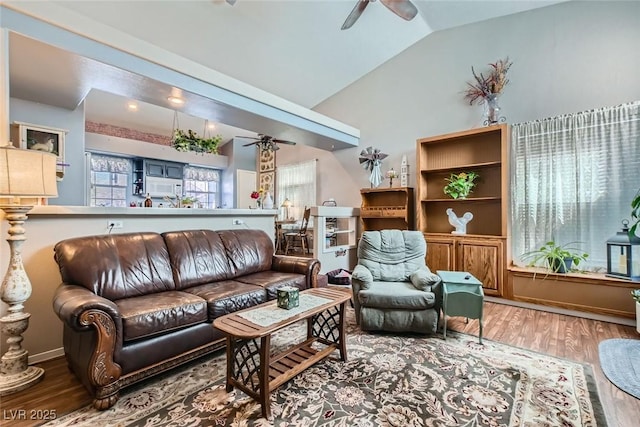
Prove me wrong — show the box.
[483,94,504,126]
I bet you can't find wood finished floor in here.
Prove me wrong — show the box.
[1,301,638,427]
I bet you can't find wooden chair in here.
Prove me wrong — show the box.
[284,208,311,255]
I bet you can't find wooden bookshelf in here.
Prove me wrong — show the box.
[416,125,509,296]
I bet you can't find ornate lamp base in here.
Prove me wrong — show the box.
[0,366,44,395]
[0,205,44,395]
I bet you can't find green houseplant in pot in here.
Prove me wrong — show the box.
[521,241,589,274]
[180,196,198,208]
[443,171,479,199]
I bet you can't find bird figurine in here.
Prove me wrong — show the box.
[446,208,473,235]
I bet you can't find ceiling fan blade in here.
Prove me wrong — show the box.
[273,139,297,145]
[379,0,418,21]
[225,0,237,5]
[341,0,370,30]
[242,141,258,147]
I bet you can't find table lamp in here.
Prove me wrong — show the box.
[0,145,58,395]
[281,198,292,220]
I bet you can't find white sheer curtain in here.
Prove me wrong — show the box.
[511,101,640,270]
[276,160,317,221]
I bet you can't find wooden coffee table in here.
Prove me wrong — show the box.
[213,287,351,419]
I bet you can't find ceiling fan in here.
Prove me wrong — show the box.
[342,0,418,30]
[238,134,297,152]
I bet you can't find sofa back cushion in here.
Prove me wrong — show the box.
[162,230,235,289]
[54,232,175,300]
[218,229,274,276]
[358,230,427,282]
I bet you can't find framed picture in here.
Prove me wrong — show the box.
[11,121,67,181]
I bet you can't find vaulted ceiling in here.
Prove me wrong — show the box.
[6,0,564,142]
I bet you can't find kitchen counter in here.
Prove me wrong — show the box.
[30,205,278,217]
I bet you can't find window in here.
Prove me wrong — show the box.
[89,154,131,207]
[511,101,640,271]
[276,160,317,220]
[183,166,220,209]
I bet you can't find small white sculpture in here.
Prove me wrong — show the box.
[400,155,409,187]
[446,208,473,235]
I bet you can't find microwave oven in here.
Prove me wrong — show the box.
[145,176,183,198]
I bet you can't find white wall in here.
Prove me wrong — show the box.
[301,1,640,208]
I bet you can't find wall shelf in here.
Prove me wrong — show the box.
[360,187,414,231]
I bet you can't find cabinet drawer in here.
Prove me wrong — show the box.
[361,207,407,218]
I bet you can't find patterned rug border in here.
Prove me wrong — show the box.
[46,318,609,427]
[441,329,609,427]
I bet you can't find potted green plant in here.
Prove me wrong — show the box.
[172,129,222,155]
[632,289,640,333]
[521,241,589,274]
[444,171,479,199]
[180,196,197,208]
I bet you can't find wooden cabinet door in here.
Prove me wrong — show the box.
[425,238,455,273]
[457,239,503,296]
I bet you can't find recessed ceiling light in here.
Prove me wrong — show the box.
[127,102,138,111]
[168,96,185,105]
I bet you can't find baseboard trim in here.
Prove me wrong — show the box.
[485,296,636,327]
[29,347,64,365]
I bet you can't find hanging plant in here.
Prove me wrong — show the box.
[172,129,222,155]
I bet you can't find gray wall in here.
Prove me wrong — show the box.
[301,1,640,208]
[9,97,86,205]
[219,138,257,208]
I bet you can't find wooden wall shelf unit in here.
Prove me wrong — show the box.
[360,187,415,231]
[417,125,509,296]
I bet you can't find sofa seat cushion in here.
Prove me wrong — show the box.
[115,291,207,342]
[185,280,267,320]
[358,281,436,310]
[235,271,306,299]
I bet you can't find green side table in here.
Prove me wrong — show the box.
[437,270,484,344]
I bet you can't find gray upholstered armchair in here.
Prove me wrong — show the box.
[351,230,442,334]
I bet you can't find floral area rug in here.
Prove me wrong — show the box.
[46,310,607,427]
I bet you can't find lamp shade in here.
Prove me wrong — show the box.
[281,198,292,208]
[0,146,58,198]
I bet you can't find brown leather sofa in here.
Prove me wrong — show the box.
[52,229,319,410]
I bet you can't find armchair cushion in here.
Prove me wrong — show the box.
[410,266,441,291]
[358,230,427,281]
[357,282,436,309]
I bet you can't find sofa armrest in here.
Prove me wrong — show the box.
[271,255,321,288]
[52,283,123,409]
[52,283,122,331]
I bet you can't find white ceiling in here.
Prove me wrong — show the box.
[7,0,564,144]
